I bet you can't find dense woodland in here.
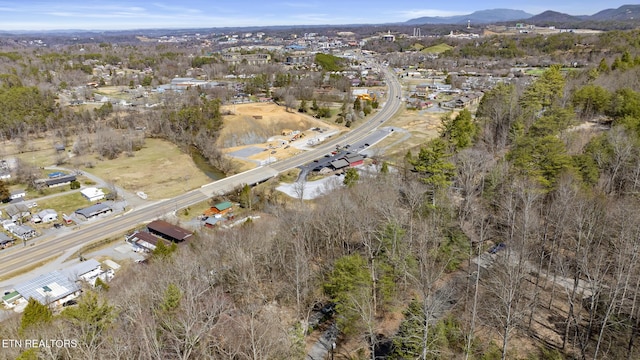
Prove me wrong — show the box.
[3,28,640,359]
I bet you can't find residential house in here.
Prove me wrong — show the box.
[221,53,270,66]
[212,201,233,216]
[2,220,15,231]
[416,84,429,98]
[11,225,37,240]
[80,187,105,202]
[9,189,26,200]
[63,258,113,287]
[0,171,10,180]
[4,204,30,222]
[33,209,58,223]
[0,232,15,249]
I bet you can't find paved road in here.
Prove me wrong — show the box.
[0,67,403,280]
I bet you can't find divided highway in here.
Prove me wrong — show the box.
[0,67,403,279]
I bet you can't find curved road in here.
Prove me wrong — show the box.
[0,67,403,279]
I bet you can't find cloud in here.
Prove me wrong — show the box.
[152,3,202,14]
[280,2,318,8]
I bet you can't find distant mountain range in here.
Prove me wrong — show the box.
[405,9,532,25]
[405,4,640,25]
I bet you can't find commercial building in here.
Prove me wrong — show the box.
[80,187,105,202]
[75,203,112,220]
[147,220,193,243]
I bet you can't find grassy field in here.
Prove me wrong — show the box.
[422,43,454,54]
[2,137,62,169]
[525,67,580,76]
[83,138,212,199]
[35,191,92,216]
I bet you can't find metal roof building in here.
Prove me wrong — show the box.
[62,259,101,279]
[147,220,193,242]
[45,175,76,188]
[14,271,81,305]
[75,203,112,219]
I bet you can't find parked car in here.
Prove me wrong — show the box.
[488,242,506,254]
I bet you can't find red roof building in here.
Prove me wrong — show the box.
[147,220,193,243]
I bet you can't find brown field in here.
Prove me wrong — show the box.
[218,102,344,164]
[2,99,433,200]
[2,136,212,200]
[376,107,448,159]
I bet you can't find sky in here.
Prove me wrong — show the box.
[0,1,634,31]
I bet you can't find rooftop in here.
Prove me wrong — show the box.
[214,201,233,211]
[14,271,80,305]
[62,258,101,279]
[75,203,112,218]
[147,220,192,242]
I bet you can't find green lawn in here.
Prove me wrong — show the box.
[421,43,454,54]
[35,192,92,216]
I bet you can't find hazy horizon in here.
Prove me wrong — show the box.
[0,1,634,31]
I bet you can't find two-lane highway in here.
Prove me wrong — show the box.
[0,66,403,279]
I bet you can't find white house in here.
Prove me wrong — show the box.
[2,219,15,231]
[34,209,58,223]
[9,189,26,200]
[11,225,37,240]
[80,187,105,202]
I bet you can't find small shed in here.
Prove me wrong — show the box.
[2,291,22,308]
[204,216,222,228]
